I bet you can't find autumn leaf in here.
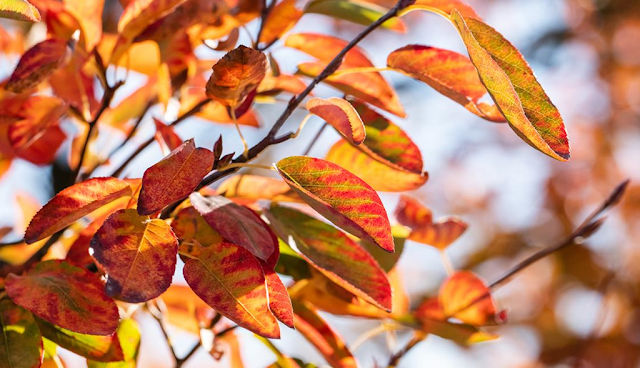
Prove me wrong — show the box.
[87,319,141,368]
[189,193,277,263]
[258,0,302,46]
[5,38,68,93]
[90,209,179,303]
[439,271,500,325]
[25,177,133,244]
[5,260,119,335]
[137,139,213,215]
[304,0,406,32]
[262,263,295,329]
[292,301,357,368]
[387,45,505,122]
[183,241,280,338]
[285,32,373,67]
[63,0,104,50]
[0,298,42,368]
[306,97,366,145]
[275,156,394,252]
[451,10,570,161]
[171,206,223,251]
[217,174,300,203]
[206,45,267,108]
[0,0,40,22]
[267,205,392,310]
[36,318,124,362]
[153,117,182,155]
[401,0,480,19]
[325,100,427,191]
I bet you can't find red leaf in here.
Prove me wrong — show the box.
[25,177,133,244]
[5,38,68,93]
[138,138,213,215]
[275,156,394,252]
[153,117,183,155]
[189,193,277,263]
[261,263,295,329]
[5,260,119,335]
[90,209,178,303]
[183,242,280,338]
[307,97,366,145]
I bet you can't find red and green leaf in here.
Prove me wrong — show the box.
[137,139,213,215]
[90,209,178,303]
[87,318,141,368]
[25,177,133,243]
[5,38,68,93]
[5,260,119,335]
[183,241,280,338]
[306,97,366,145]
[0,298,42,368]
[275,156,394,252]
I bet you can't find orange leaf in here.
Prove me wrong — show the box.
[153,117,182,155]
[183,242,280,338]
[63,0,104,50]
[258,0,302,45]
[90,209,179,303]
[25,177,133,243]
[5,260,119,335]
[171,206,223,249]
[0,0,41,22]
[451,11,570,161]
[402,0,480,19]
[387,45,505,122]
[5,38,68,93]
[217,174,301,203]
[189,193,277,262]
[439,271,497,325]
[285,32,373,67]
[292,301,357,368]
[138,139,213,215]
[307,97,366,145]
[325,101,427,191]
[262,263,295,329]
[205,45,267,108]
[267,205,392,311]
[275,156,394,252]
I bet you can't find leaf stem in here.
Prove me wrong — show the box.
[231,108,249,159]
[440,250,455,276]
[291,114,313,138]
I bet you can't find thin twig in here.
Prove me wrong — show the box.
[387,333,425,368]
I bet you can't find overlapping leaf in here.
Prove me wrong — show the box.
[5,260,119,335]
[183,241,280,338]
[0,0,40,22]
[36,318,124,362]
[387,45,504,122]
[451,10,570,160]
[306,97,366,145]
[87,319,141,368]
[91,209,178,303]
[267,205,392,310]
[189,193,277,262]
[153,118,182,155]
[304,0,406,32]
[217,175,300,203]
[262,263,295,329]
[138,139,213,215]
[0,298,42,368]
[25,177,133,243]
[171,206,223,251]
[275,156,394,252]
[258,0,302,45]
[325,101,427,191]
[206,46,267,108]
[5,38,68,93]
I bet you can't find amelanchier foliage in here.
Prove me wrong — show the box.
[0,0,624,367]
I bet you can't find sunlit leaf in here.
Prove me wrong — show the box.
[306,97,366,145]
[153,117,182,155]
[25,177,133,244]
[0,298,42,368]
[439,271,499,326]
[171,206,223,251]
[304,0,406,32]
[36,318,124,362]
[267,205,392,310]
[275,156,394,252]
[6,260,119,335]
[87,319,141,368]
[138,139,213,215]
[183,241,280,338]
[5,38,68,93]
[206,45,267,108]
[292,301,357,368]
[161,284,213,334]
[90,209,179,303]
[401,0,480,19]
[218,175,301,203]
[0,0,40,22]
[189,193,277,262]
[262,263,295,329]
[387,45,505,122]
[258,0,302,45]
[451,10,570,161]
[63,0,104,50]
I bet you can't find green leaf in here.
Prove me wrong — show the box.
[304,0,406,32]
[0,298,42,368]
[87,319,141,368]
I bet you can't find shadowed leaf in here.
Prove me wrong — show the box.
[6,260,119,335]
[0,298,42,368]
[25,177,133,243]
[307,97,366,145]
[5,38,68,93]
[183,241,280,338]
[90,209,178,303]
[275,156,394,252]
[304,0,406,32]
[138,139,213,215]
[171,206,223,250]
[267,205,392,311]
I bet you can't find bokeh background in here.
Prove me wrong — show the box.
[1,0,640,367]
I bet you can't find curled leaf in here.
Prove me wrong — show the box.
[306,97,366,145]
